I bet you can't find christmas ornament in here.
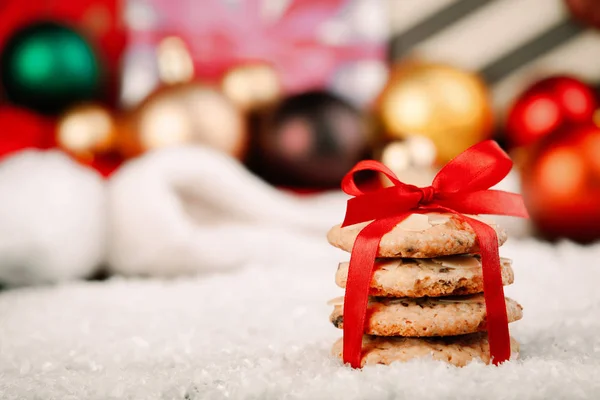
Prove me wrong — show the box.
[255,90,371,188]
[221,63,282,111]
[57,104,117,161]
[120,82,246,159]
[0,106,55,158]
[506,76,596,148]
[0,21,103,115]
[565,0,600,30]
[56,104,124,177]
[377,61,493,163]
[379,136,437,187]
[380,136,436,173]
[521,123,600,242]
[156,36,195,85]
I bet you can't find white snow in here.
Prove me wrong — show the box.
[1,235,600,399]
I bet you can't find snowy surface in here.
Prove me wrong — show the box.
[2,235,600,400]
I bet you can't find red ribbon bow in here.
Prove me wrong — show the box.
[340,140,528,368]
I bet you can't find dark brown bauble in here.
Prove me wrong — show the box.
[521,122,600,242]
[254,91,372,188]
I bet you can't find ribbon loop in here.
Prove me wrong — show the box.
[432,140,513,194]
[339,140,529,368]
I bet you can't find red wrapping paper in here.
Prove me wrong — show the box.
[339,140,529,368]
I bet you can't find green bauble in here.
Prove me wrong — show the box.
[0,21,103,115]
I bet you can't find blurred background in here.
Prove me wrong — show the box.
[1,0,600,285]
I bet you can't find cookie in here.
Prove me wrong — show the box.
[335,255,514,298]
[331,332,520,367]
[329,294,522,337]
[327,213,507,258]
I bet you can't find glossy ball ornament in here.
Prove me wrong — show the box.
[157,36,195,85]
[57,104,117,161]
[521,123,600,242]
[120,82,246,159]
[0,106,55,158]
[255,90,370,188]
[379,136,438,187]
[565,0,600,30]
[378,61,493,163]
[221,63,282,111]
[0,22,103,115]
[506,76,596,148]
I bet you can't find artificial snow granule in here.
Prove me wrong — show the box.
[1,238,600,399]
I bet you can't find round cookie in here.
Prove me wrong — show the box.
[329,294,522,337]
[336,255,514,298]
[327,213,507,258]
[331,333,520,367]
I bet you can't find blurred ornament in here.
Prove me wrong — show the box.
[119,36,193,110]
[222,63,282,111]
[380,136,436,172]
[157,36,195,85]
[506,76,596,148]
[57,104,118,161]
[0,106,55,158]
[120,82,246,159]
[521,122,600,242]
[56,104,125,177]
[565,0,600,29]
[255,90,370,188]
[377,61,493,164]
[0,21,103,115]
[379,136,438,187]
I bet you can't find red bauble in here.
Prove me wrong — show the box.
[565,0,600,30]
[521,123,600,242]
[506,76,596,148]
[0,106,55,158]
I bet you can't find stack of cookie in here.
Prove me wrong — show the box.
[326,213,522,367]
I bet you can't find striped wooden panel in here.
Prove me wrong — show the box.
[388,0,600,117]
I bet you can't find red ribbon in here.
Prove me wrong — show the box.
[340,140,529,368]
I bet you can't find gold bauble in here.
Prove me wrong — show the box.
[221,63,281,111]
[57,104,117,160]
[121,82,246,158]
[378,61,493,163]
